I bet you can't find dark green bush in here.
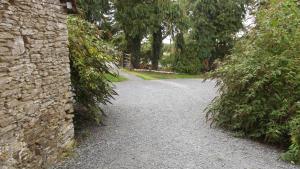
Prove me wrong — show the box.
[173,53,203,74]
[67,16,117,124]
[173,44,204,74]
[207,0,300,163]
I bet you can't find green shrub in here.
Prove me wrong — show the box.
[160,52,175,71]
[173,46,203,74]
[173,54,202,74]
[67,16,118,125]
[207,0,300,163]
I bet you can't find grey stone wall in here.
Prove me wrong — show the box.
[0,0,74,168]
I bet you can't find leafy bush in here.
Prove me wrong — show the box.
[173,53,203,74]
[207,0,300,163]
[160,52,175,71]
[67,16,117,125]
[173,44,203,74]
[140,40,152,69]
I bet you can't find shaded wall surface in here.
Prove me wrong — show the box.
[0,0,74,168]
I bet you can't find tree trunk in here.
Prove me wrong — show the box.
[151,27,163,70]
[126,34,142,69]
[174,32,185,66]
[131,36,142,69]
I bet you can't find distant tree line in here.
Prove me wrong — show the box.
[77,0,250,73]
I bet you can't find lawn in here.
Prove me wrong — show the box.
[105,74,128,82]
[123,69,204,80]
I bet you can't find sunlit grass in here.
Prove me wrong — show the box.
[123,69,204,80]
[105,74,128,82]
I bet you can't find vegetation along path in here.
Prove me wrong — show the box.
[56,71,298,169]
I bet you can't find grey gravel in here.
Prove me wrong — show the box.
[54,71,299,169]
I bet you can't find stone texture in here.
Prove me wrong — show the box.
[0,0,74,168]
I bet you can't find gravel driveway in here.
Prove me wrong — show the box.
[55,71,299,169]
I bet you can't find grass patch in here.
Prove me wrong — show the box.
[105,74,128,82]
[123,69,204,80]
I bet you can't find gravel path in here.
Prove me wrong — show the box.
[55,71,299,169]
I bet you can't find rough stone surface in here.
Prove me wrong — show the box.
[55,72,299,169]
[0,0,74,168]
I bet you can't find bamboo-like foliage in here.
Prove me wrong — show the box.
[207,0,300,163]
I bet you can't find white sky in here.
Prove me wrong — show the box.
[163,36,172,44]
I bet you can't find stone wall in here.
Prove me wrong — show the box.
[0,0,74,168]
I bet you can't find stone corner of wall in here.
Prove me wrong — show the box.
[0,1,74,168]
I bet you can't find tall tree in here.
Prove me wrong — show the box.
[148,0,187,70]
[114,0,151,68]
[189,0,249,70]
[77,0,116,40]
[149,1,164,70]
[77,0,111,23]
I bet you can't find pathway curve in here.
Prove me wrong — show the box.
[55,71,299,169]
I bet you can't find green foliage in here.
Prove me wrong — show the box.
[77,0,115,39]
[67,16,117,124]
[207,0,300,163]
[77,0,110,22]
[147,0,189,70]
[160,44,175,71]
[140,40,152,68]
[166,0,249,74]
[172,33,203,74]
[114,0,153,68]
[114,0,151,38]
[104,74,128,82]
[189,0,249,70]
[173,50,203,74]
[113,0,189,69]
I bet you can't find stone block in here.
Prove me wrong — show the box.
[0,32,14,39]
[0,76,12,85]
[0,124,17,136]
[12,36,25,56]
[0,115,14,128]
